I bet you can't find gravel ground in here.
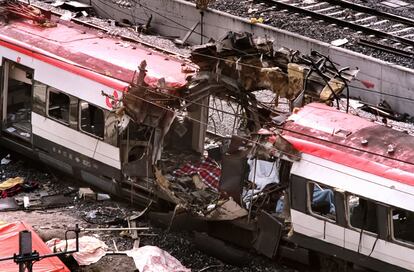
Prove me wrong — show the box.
[351,0,414,19]
[192,0,414,69]
[0,152,303,272]
[30,0,191,57]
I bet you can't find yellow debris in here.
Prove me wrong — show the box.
[250,17,264,24]
[0,177,24,191]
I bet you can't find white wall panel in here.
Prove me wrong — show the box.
[32,113,120,169]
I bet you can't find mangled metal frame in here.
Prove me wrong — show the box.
[105,31,359,258]
[190,32,359,118]
[107,31,358,213]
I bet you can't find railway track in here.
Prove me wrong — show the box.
[264,0,414,58]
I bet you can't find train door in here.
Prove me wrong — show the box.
[1,60,33,145]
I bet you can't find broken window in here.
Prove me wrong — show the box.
[3,61,33,141]
[79,101,104,139]
[348,195,378,234]
[307,181,336,221]
[392,208,414,245]
[48,88,70,124]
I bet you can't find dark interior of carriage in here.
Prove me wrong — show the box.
[4,62,32,142]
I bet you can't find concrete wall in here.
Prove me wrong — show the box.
[86,0,414,115]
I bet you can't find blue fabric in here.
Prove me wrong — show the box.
[275,187,335,214]
[276,196,284,213]
[312,187,335,214]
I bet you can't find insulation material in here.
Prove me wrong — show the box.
[0,221,69,272]
[287,63,305,99]
[320,78,345,101]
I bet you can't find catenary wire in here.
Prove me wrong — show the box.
[114,81,414,167]
[114,86,414,195]
[29,1,414,104]
[101,0,414,104]
[4,7,414,164]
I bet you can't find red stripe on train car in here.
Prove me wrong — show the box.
[0,37,129,91]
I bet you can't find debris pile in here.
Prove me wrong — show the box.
[1,1,56,27]
[190,31,358,113]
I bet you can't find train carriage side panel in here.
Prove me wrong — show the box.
[289,153,414,271]
[0,41,125,184]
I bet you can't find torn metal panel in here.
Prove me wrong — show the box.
[253,211,283,258]
[190,31,358,114]
[205,199,248,221]
[219,153,248,204]
[154,167,182,205]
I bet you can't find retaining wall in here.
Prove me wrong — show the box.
[86,0,414,115]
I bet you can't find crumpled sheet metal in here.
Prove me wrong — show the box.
[126,245,190,272]
[205,199,248,221]
[46,236,108,266]
[190,31,358,108]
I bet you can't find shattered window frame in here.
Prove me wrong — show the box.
[346,194,379,235]
[46,87,71,125]
[390,207,414,247]
[78,100,105,140]
[306,181,337,222]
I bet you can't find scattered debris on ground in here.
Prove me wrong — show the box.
[0,153,301,272]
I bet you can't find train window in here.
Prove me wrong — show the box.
[347,194,378,234]
[392,208,414,245]
[48,89,70,124]
[79,101,104,139]
[307,181,336,221]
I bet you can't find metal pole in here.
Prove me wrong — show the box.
[82,227,150,231]
[200,11,204,45]
[247,157,258,223]
[19,231,32,272]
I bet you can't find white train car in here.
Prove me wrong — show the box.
[282,103,414,271]
[1,6,413,272]
[0,12,190,203]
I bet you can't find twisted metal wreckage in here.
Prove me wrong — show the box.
[0,1,359,254]
[0,0,56,26]
[111,31,358,230]
[3,5,414,270]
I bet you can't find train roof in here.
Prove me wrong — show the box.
[0,15,190,91]
[282,103,414,186]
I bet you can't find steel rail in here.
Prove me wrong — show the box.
[325,0,414,27]
[266,0,414,47]
[357,39,414,59]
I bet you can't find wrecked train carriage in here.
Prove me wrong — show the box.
[155,103,414,272]
[1,8,413,272]
[280,103,414,272]
[0,10,201,205]
[153,33,414,272]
